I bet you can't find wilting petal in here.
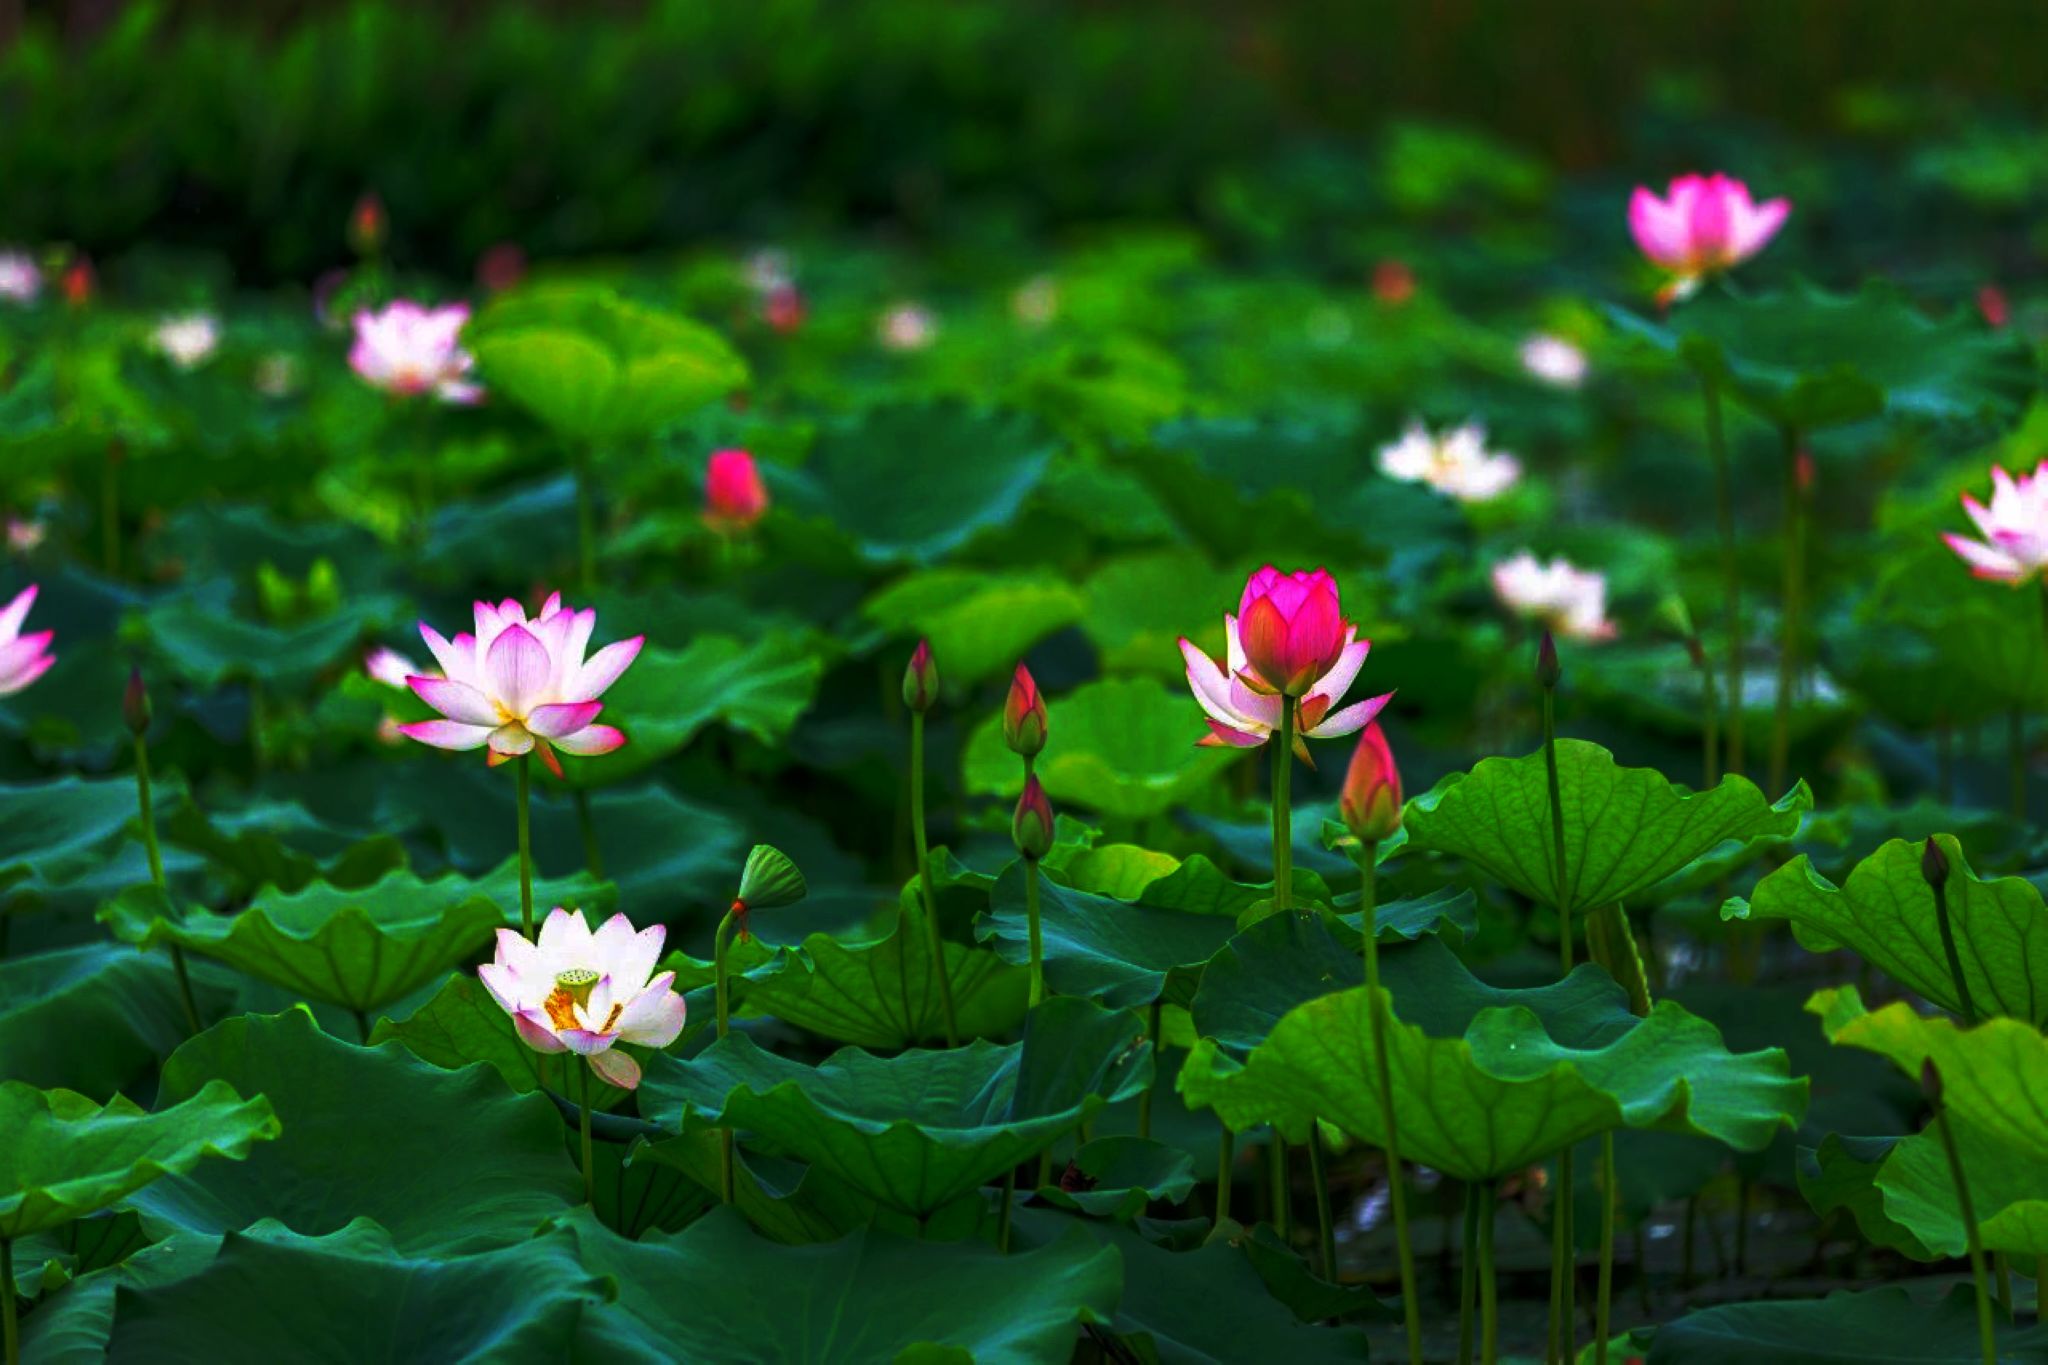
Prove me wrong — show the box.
[552,724,626,756]
[587,1048,643,1090]
[408,676,498,726]
[397,719,493,750]
[556,1026,616,1056]
[527,700,603,739]
[1303,690,1395,739]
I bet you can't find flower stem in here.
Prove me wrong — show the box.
[714,905,738,1205]
[1268,1133,1292,1242]
[1596,1129,1616,1365]
[515,752,535,939]
[1541,672,1577,1365]
[1695,641,1721,789]
[1362,841,1423,1365]
[1024,859,1046,1009]
[1138,997,1161,1139]
[1541,690,1572,973]
[1479,1180,1500,1365]
[1,1235,15,1365]
[1930,860,1980,1026]
[574,443,596,597]
[910,713,958,1045]
[1308,1120,1336,1281]
[1932,1096,1999,1365]
[1214,1127,1235,1234]
[1458,1183,1480,1365]
[1769,424,1802,799]
[1272,699,1294,913]
[1702,374,1742,777]
[136,733,200,1036]
[577,1059,595,1209]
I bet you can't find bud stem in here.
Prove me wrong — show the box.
[1359,840,1423,1365]
[1307,1120,1336,1282]
[1769,423,1803,799]
[1929,859,1979,1027]
[713,904,740,1204]
[1213,1127,1235,1235]
[1595,1130,1617,1365]
[1538,680,1576,1363]
[1023,860,1046,1008]
[1929,1085,1999,1365]
[133,730,200,1038]
[909,713,959,1045]
[2,1235,16,1365]
[1137,998,1162,1140]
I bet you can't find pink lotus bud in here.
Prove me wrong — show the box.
[0,584,54,696]
[1338,721,1403,843]
[1537,630,1561,690]
[703,449,768,533]
[1236,566,1350,697]
[61,258,94,309]
[1921,836,1950,890]
[1978,285,2010,329]
[123,667,152,737]
[349,193,387,256]
[1012,774,1055,862]
[763,284,805,334]
[1628,173,1788,297]
[1371,259,1415,306]
[1003,663,1047,758]
[902,639,938,713]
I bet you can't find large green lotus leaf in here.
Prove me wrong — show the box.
[628,1131,878,1245]
[978,862,1242,1009]
[1728,835,2048,1024]
[0,945,234,1095]
[1404,739,1809,912]
[18,1227,268,1364]
[0,776,171,907]
[0,1081,278,1239]
[1081,550,1244,676]
[1797,1135,1936,1261]
[861,568,1085,687]
[162,795,407,896]
[567,1204,1119,1365]
[794,403,1057,565]
[105,1221,607,1364]
[583,631,826,782]
[1181,970,1805,1181]
[1033,1135,1197,1219]
[639,996,1152,1216]
[471,285,748,440]
[133,1010,583,1253]
[963,677,1241,819]
[1607,280,2037,433]
[1842,1116,2048,1260]
[139,593,392,690]
[1644,1285,2048,1364]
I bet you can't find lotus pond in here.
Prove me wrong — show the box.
[6,6,2048,1364]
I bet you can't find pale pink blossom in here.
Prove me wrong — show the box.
[1628,173,1789,299]
[348,301,480,403]
[0,585,55,695]
[1519,334,1588,389]
[0,252,41,305]
[364,646,425,690]
[1491,552,1618,642]
[152,313,222,371]
[6,518,45,556]
[878,302,938,352]
[1943,462,2048,585]
[1377,421,1521,503]
[478,907,686,1090]
[399,593,641,777]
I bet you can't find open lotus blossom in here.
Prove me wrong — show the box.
[703,449,769,532]
[878,302,937,351]
[1180,566,1392,757]
[1628,173,1789,300]
[0,584,55,695]
[1519,334,1588,389]
[1942,462,2048,584]
[479,907,685,1090]
[153,313,222,370]
[349,300,481,403]
[400,593,642,776]
[1376,420,1522,503]
[1490,552,1618,641]
[0,251,40,304]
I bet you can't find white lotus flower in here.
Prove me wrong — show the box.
[878,302,937,352]
[1377,421,1521,503]
[1943,462,2048,585]
[153,313,222,370]
[478,908,686,1090]
[1519,334,1588,389]
[1490,552,1618,641]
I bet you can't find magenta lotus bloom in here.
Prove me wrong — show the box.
[1180,566,1392,755]
[348,300,481,403]
[400,593,642,777]
[703,449,769,532]
[0,585,55,695]
[1943,462,2048,584]
[478,907,686,1090]
[1628,173,1789,299]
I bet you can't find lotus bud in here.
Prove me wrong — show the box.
[349,192,387,256]
[902,639,938,714]
[123,667,152,738]
[703,449,769,533]
[1537,629,1561,691]
[1003,663,1048,759]
[1921,837,1950,890]
[1012,774,1055,862]
[62,257,94,309]
[1338,721,1403,844]
[1919,1057,1944,1108]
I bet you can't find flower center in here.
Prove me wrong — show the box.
[545,968,600,1030]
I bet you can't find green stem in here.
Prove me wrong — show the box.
[1272,698,1294,912]
[1933,1101,1999,1365]
[1138,998,1162,1139]
[1362,841,1423,1365]
[1214,1128,1235,1234]
[998,1167,1015,1253]
[353,1009,370,1043]
[1596,1130,1616,1365]
[1458,1183,1480,1365]
[1479,1181,1500,1365]
[515,753,535,939]
[1769,425,1802,799]
[1541,690,1572,973]
[577,1060,595,1209]
[1541,682,1576,1365]
[1702,374,1742,777]
[136,734,201,1036]
[714,906,738,1205]
[1931,871,1980,1027]
[1996,1252,2014,1322]
[574,444,596,596]
[1308,1121,1336,1282]
[572,786,606,879]
[910,714,959,1045]
[1937,712,1955,807]
[1268,1133,1292,1242]
[1,1235,15,1365]
[1024,860,1046,1009]
[1550,1152,1575,1364]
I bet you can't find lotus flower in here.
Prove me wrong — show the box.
[704,449,768,532]
[0,252,40,305]
[399,593,642,776]
[1943,463,2048,584]
[0,584,54,696]
[1339,721,1404,844]
[1491,552,1618,642]
[153,313,222,371]
[1180,566,1392,756]
[878,302,937,351]
[1519,334,1588,390]
[1377,421,1521,503]
[1628,173,1789,300]
[478,907,685,1090]
[6,517,45,556]
[348,300,480,403]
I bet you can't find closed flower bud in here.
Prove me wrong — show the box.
[1012,774,1055,862]
[1339,721,1403,843]
[1921,836,1950,890]
[902,639,938,714]
[1003,663,1048,758]
[703,449,769,533]
[123,667,152,737]
[349,192,387,256]
[1536,629,1561,690]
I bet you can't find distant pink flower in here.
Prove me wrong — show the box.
[478,907,685,1090]
[1180,566,1392,756]
[364,646,425,690]
[878,303,937,351]
[1491,552,1618,641]
[6,518,45,556]
[1628,173,1789,300]
[1372,259,1415,306]
[1944,462,2048,585]
[0,252,40,305]
[1979,285,2010,329]
[349,301,480,404]
[1377,420,1521,503]
[477,243,527,294]
[0,585,55,695]
[399,593,641,777]
[703,449,768,532]
[762,285,806,335]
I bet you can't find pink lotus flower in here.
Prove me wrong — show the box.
[1180,567,1392,756]
[478,907,685,1090]
[348,301,481,404]
[1377,420,1521,503]
[703,449,768,532]
[0,585,55,695]
[1943,463,2048,584]
[1628,173,1789,299]
[1491,552,1618,642]
[399,593,642,777]
[0,252,40,305]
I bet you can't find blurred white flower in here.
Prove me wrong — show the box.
[744,248,793,294]
[153,313,222,370]
[6,517,46,556]
[1377,420,1521,503]
[1519,333,1588,389]
[1491,551,1617,641]
[0,252,41,305]
[878,302,938,352]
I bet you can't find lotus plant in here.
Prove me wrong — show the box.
[704,449,769,535]
[1376,421,1522,503]
[1491,552,1618,642]
[0,585,54,696]
[901,640,958,1045]
[348,300,481,404]
[1628,172,1789,303]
